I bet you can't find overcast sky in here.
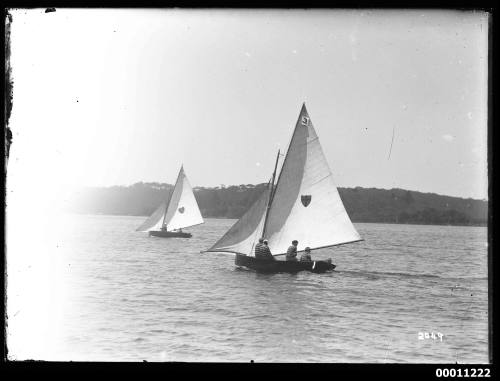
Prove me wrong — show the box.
[7,9,489,200]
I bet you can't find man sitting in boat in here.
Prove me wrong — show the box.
[300,247,312,262]
[262,240,275,261]
[286,240,298,261]
[255,238,275,261]
[254,238,264,257]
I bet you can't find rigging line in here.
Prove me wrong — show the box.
[293,137,318,149]
[309,173,332,187]
[307,136,319,144]
[387,125,396,160]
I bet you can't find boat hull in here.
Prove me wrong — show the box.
[149,230,192,238]
[234,254,336,274]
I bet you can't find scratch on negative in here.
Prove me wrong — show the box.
[387,126,395,160]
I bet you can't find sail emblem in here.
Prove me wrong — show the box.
[178,207,185,213]
[301,116,309,126]
[301,195,312,207]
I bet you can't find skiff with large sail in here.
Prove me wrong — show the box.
[203,103,362,273]
[136,166,204,238]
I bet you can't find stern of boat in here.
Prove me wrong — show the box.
[310,259,336,273]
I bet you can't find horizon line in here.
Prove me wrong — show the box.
[76,182,488,202]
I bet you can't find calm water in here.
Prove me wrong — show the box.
[8,215,489,362]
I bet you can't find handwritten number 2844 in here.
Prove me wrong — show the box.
[418,332,443,341]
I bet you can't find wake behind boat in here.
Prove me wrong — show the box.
[136,165,204,238]
[203,103,362,273]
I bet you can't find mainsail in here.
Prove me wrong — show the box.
[263,104,362,254]
[136,166,204,232]
[205,103,361,255]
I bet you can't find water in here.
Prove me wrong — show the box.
[7,215,489,362]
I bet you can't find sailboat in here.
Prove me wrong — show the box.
[136,166,204,238]
[203,103,362,273]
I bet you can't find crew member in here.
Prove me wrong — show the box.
[254,238,265,258]
[261,239,275,261]
[286,240,298,261]
[300,247,312,262]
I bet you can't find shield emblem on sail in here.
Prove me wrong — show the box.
[178,207,185,213]
[301,195,311,207]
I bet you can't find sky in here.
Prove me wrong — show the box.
[7,9,489,200]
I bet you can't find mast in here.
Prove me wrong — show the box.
[161,188,173,229]
[162,166,182,229]
[259,105,304,240]
[262,149,281,238]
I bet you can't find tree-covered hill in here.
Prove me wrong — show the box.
[67,183,488,226]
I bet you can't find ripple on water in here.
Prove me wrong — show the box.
[48,217,488,363]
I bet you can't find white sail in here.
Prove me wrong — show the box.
[205,186,270,255]
[204,103,361,255]
[263,104,361,254]
[136,166,204,232]
[163,166,204,231]
[135,201,168,232]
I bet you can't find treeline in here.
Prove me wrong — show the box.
[338,187,487,226]
[68,182,488,226]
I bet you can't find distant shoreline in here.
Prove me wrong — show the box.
[67,184,488,227]
[70,212,488,228]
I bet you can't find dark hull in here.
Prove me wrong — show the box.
[235,254,336,274]
[149,230,192,238]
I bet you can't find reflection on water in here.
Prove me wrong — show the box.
[7,215,489,362]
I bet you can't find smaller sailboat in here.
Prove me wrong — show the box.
[136,166,204,238]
